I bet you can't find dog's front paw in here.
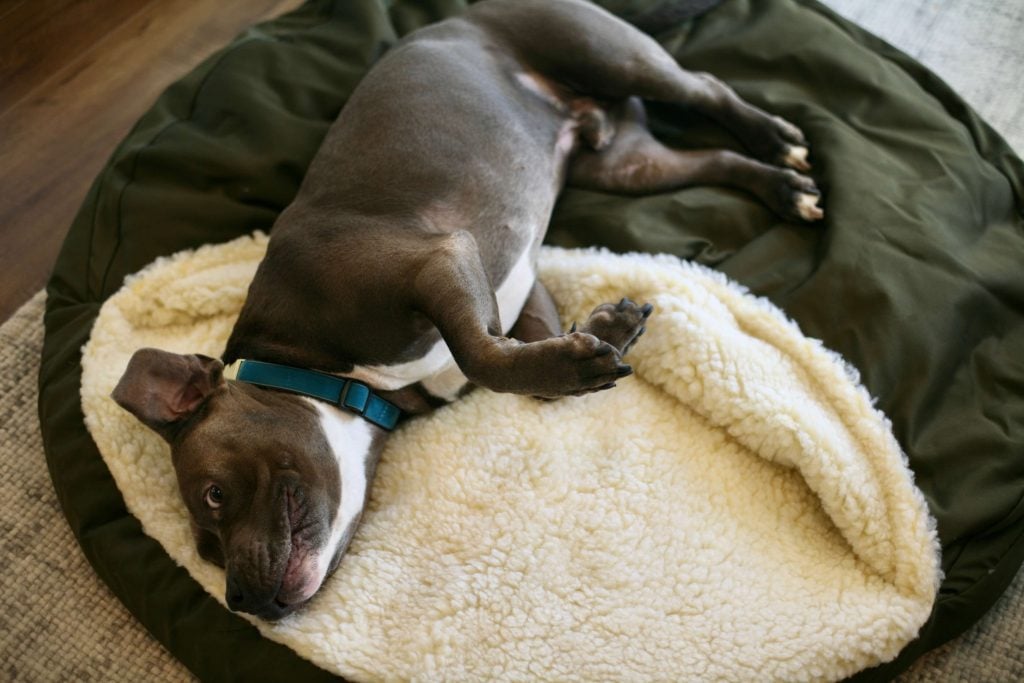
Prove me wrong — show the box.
[561,331,633,395]
[576,298,653,356]
[523,332,632,398]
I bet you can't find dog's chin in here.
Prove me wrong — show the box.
[272,543,325,612]
[276,566,321,608]
[254,578,319,622]
[253,598,302,621]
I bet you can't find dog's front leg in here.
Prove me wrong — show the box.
[414,231,631,398]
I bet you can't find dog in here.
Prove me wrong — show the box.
[112,0,822,621]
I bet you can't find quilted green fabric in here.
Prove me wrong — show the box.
[40,0,1024,680]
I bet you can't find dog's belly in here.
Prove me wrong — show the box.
[345,241,537,400]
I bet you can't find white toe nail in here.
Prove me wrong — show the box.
[796,193,823,220]
[784,145,810,169]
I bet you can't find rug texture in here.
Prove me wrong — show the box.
[79,234,941,682]
[0,293,191,682]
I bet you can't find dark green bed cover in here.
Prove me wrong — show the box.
[38,0,1024,680]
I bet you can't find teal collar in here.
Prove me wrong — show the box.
[223,359,402,431]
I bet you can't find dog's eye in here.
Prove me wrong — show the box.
[204,485,224,509]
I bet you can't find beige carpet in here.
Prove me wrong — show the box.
[0,293,194,682]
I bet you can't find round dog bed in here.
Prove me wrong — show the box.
[80,235,941,681]
[40,0,1024,680]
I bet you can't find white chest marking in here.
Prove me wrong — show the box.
[346,243,536,398]
[307,399,374,582]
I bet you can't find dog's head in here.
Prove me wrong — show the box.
[112,348,381,620]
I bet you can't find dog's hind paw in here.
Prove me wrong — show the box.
[745,114,813,171]
[769,169,824,223]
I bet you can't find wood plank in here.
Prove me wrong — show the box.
[0,0,302,322]
[0,0,157,108]
[0,0,31,26]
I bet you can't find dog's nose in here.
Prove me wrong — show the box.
[225,574,291,620]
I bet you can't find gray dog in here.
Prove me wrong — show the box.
[113,0,822,620]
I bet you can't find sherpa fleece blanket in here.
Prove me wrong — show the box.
[81,233,940,682]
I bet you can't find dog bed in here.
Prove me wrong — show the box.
[40,0,1024,680]
[81,233,940,682]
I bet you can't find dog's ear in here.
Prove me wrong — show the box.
[111,348,224,442]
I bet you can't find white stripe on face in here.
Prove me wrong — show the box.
[304,398,375,591]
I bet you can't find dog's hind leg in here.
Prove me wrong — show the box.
[570,99,823,221]
[468,0,811,171]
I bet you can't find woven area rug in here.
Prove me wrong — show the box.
[0,293,194,682]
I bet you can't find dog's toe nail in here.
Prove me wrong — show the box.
[598,382,617,391]
[795,192,824,221]
[616,365,633,377]
[640,303,654,317]
[569,321,577,333]
[783,145,811,171]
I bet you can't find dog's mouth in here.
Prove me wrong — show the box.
[222,486,334,621]
[270,488,324,611]
[275,544,319,607]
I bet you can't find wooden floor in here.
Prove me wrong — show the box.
[0,0,302,323]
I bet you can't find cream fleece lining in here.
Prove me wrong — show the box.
[81,232,940,682]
